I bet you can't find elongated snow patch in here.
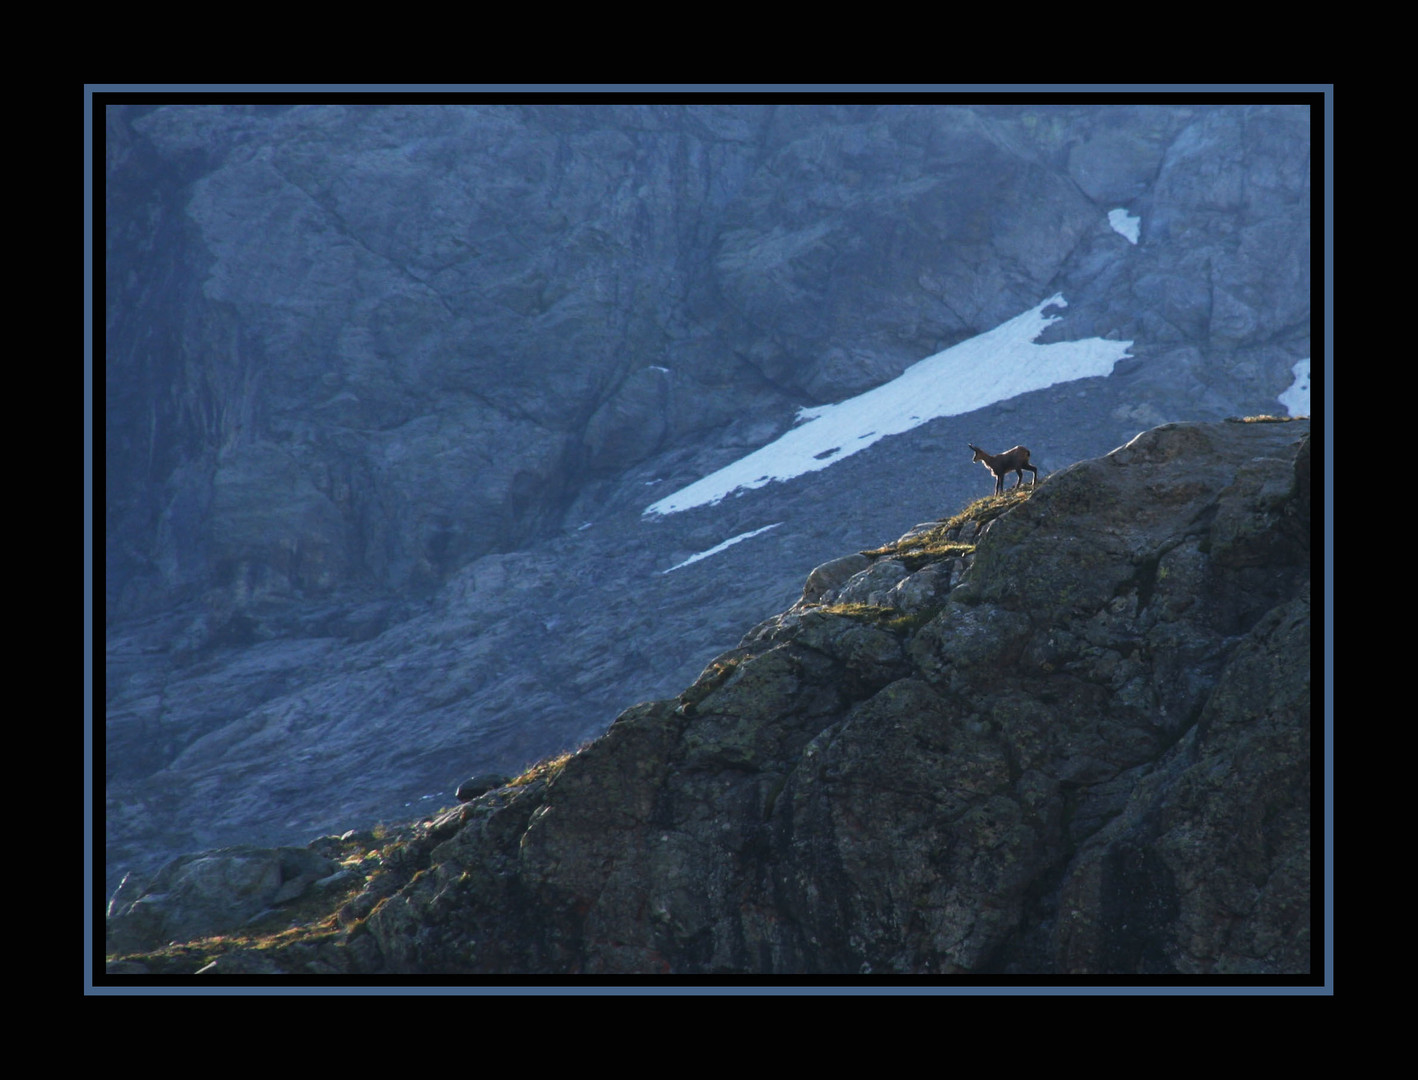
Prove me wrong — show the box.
[1278,358,1310,416]
[662,523,783,573]
[645,294,1133,516]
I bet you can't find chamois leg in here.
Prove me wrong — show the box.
[1024,464,1038,486]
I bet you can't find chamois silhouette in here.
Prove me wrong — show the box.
[969,444,1038,494]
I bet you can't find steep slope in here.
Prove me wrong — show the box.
[106,418,1311,976]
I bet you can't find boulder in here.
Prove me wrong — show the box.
[106,845,339,955]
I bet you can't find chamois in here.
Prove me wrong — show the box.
[969,443,1038,495]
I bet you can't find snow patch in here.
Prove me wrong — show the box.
[1278,358,1310,416]
[644,294,1132,516]
[662,523,783,574]
[1108,208,1140,244]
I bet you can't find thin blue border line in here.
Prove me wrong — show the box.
[1323,86,1334,992]
[86,85,1332,996]
[85,88,96,995]
[86,83,1330,92]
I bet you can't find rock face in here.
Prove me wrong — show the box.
[106,420,1309,975]
[105,845,340,956]
[105,102,1310,613]
[363,420,1310,976]
[103,102,1312,897]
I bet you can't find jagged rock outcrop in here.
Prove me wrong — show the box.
[105,844,342,955]
[106,419,1309,975]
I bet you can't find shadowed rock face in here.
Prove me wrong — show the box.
[108,419,1307,975]
[364,420,1310,976]
[103,102,1311,900]
[106,103,1309,614]
[104,845,340,956]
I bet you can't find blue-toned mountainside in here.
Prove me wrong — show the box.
[104,102,1311,898]
[106,418,1311,975]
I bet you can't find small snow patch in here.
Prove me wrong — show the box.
[1278,358,1310,416]
[662,523,783,574]
[1108,208,1140,244]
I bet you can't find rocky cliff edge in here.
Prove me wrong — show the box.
[105,418,1312,976]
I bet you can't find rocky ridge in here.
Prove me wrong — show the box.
[105,418,1311,976]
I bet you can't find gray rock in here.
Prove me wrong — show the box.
[456,774,511,802]
[884,562,955,611]
[831,559,911,606]
[105,845,339,955]
[800,554,872,604]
